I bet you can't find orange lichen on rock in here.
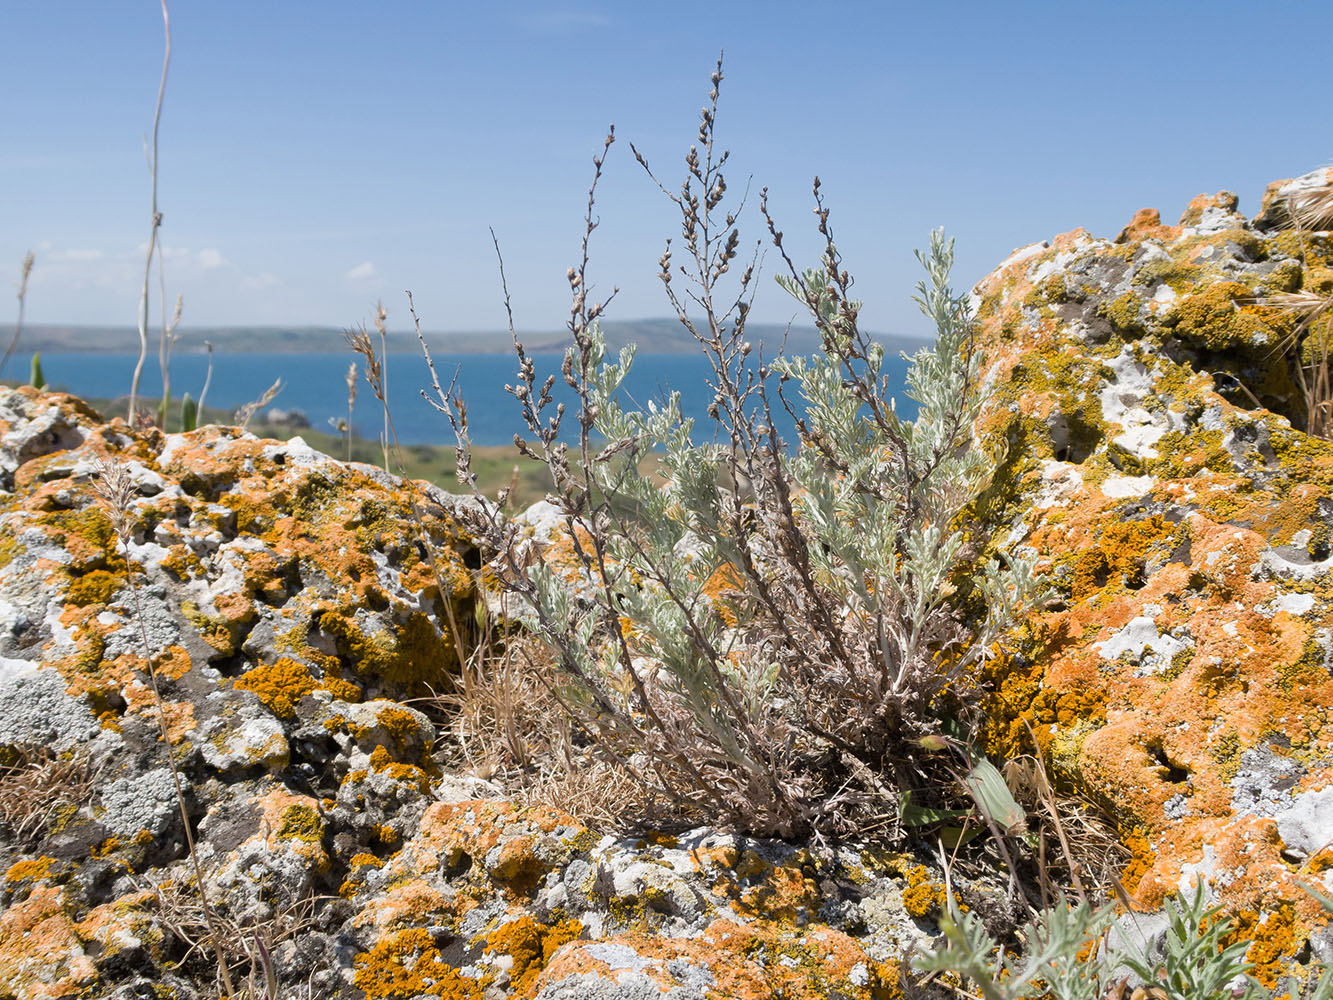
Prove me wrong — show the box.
[966,169,1333,964]
[0,885,97,1000]
[234,656,358,718]
[1115,207,1181,245]
[535,918,899,1000]
[480,914,583,996]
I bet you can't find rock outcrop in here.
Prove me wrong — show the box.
[974,166,1333,980]
[0,388,938,999]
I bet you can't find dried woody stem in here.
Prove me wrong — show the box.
[129,0,170,427]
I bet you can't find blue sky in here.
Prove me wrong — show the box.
[4,1,1330,341]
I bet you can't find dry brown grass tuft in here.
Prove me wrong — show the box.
[1265,289,1333,438]
[0,745,100,847]
[1000,732,1129,911]
[1287,184,1333,232]
[139,873,332,999]
[432,632,670,832]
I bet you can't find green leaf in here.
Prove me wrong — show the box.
[962,756,1026,835]
[900,790,972,827]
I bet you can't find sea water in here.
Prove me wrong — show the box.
[10,350,917,447]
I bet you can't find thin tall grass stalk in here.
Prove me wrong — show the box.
[197,339,214,414]
[345,361,357,462]
[376,304,390,473]
[157,292,182,428]
[129,0,171,426]
[1,252,34,380]
[92,459,237,999]
[347,310,472,678]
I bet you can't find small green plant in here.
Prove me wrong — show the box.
[29,351,45,390]
[180,391,197,432]
[913,880,1333,1000]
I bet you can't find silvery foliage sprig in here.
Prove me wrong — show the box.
[771,231,1042,738]
[524,328,783,781]
[913,880,1333,1000]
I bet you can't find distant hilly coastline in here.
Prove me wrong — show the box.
[21,320,929,357]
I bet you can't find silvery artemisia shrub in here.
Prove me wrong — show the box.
[490,233,1040,840]
[428,64,1042,840]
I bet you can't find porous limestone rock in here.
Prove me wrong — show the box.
[973,165,1333,982]
[0,388,947,1000]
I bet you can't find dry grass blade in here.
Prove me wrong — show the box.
[1267,290,1333,329]
[129,0,171,426]
[431,633,664,831]
[235,377,284,430]
[1264,289,1333,438]
[0,745,99,847]
[139,871,331,996]
[1,251,35,379]
[1288,185,1333,232]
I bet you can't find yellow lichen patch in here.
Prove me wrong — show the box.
[4,857,57,885]
[353,927,483,1000]
[252,787,330,873]
[1071,516,1179,602]
[316,607,455,690]
[899,865,947,919]
[234,657,320,718]
[723,851,822,925]
[357,705,432,755]
[480,915,583,996]
[1225,901,1301,988]
[1118,826,1157,899]
[368,745,433,793]
[158,543,202,581]
[64,568,122,606]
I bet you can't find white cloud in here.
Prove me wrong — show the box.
[49,248,104,262]
[240,272,280,291]
[344,260,378,282]
[161,246,231,272]
[21,241,292,323]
